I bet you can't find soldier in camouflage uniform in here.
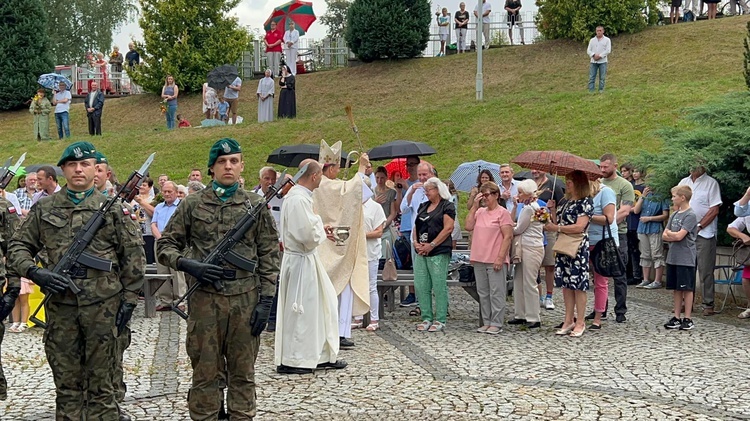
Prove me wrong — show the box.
[0,196,22,401]
[8,141,145,420]
[157,138,279,420]
[95,150,134,420]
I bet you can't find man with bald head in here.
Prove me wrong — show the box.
[275,159,347,374]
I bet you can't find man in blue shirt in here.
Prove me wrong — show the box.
[151,181,185,310]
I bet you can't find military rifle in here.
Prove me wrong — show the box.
[30,153,156,328]
[172,164,308,320]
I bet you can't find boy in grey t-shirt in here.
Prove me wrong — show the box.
[663,185,698,331]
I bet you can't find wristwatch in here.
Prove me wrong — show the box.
[429,242,436,248]
[697,223,703,229]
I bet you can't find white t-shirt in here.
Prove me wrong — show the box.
[363,198,387,261]
[475,1,492,23]
[678,173,722,239]
[54,90,72,113]
[223,77,242,99]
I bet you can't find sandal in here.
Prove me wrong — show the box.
[416,321,431,332]
[365,323,379,331]
[409,307,421,317]
[428,321,445,332]
[15,324,28,333]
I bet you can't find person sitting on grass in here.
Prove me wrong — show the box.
[177,114,191,128]
[663,185,698,331]
[217,97,229,123]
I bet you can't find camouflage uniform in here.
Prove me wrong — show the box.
[8,188,145,420]
[0,197,21,400]
[157,186,279,420]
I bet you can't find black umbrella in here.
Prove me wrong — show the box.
[367,140,436,161]
[267,144,353,168]
[207,65,239,91]
[23,164,64,176]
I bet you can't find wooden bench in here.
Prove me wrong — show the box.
[143,264,172,318]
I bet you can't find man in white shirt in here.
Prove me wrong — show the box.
[51,81,72,139]
[283,21,300,76]
[473,0,492,49]
[587,26,611,93]
[498,164,519,214]
[223,76,242,124]
[678,164,722,316]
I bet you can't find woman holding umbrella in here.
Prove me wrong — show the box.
[29,88,51,141]
[544,170,594,337]
[278,65,296,119]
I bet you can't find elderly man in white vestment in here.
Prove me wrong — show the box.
[256,69,275,123]
[312,139,372,349]
[275,159,347,375]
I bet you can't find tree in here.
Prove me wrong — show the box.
[45,0,138,64]
[320,0,351,39]
[0,0,55,110]
[628,93,750,244]
[535,0,647,42]
[744,21,750,90]
[345,0,430,62]
[131,0,251,94]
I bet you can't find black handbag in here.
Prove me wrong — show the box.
[591,216,626,278]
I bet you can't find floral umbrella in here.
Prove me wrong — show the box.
[263,0,317,36]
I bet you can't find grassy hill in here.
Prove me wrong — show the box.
[1,17,748,185]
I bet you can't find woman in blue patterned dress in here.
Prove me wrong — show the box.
[544,170,593,337]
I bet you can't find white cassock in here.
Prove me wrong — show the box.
[274,185,340,369]
[256,76,275,123]
[283,29,299,75]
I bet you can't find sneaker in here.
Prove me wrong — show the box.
[635,280,652,288]
[664,317,681,330]
[400,294,417,307]
[644,282,662,289]
[738,308,750,319]
[544,297,555,310]
[680,318,695,330]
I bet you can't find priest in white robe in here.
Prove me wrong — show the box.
[256,69,275,123]
[312,140,371,350]
[283,21,300,76]
[275,159,347,374]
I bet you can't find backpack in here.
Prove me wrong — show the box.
[393,235,412,270]
[683,10,695,22]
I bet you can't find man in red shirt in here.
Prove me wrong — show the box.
[265,21,283,78]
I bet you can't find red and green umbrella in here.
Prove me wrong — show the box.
[264,0,317,36]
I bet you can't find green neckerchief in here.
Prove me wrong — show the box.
[67,186,96,205]
[212,181,239,202]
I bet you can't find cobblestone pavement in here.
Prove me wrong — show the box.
[2,284,750,420]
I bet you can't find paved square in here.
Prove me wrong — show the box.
[2,286,749,420]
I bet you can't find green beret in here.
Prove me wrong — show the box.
[207,138,242,168]
[95,151,108,164]
[57,141,98,166]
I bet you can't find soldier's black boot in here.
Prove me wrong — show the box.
[119,408,132,421]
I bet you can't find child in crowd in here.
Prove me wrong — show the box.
[633,183,671,289]
[662,185,698,331]
[177,114,191,128]
[9,278,33,333]
[217,97,229,123]
[436,8,451,57]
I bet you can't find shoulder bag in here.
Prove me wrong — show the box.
[552,202,584,258]
[381,239,398,282]
[591,216,626,277]
[733,239,750,270]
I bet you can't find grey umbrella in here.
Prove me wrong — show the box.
[207,65,239,91]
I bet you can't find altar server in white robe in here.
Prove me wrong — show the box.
[256,69,275,123]
[274,159,347,374]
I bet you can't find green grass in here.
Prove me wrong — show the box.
[1,17,748,185]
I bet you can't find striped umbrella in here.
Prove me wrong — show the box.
[264,0,317,36]
[449,160,501,193]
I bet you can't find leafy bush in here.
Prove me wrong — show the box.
[130,0,250,94]
[0,0,55,110]
[628,93,750,244]
[535,0,647,42]
[346,0,431,62]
